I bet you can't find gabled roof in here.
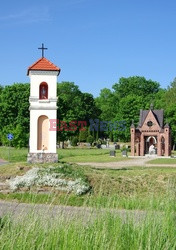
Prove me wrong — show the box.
[27,57,61,75]
[138,109,164,128]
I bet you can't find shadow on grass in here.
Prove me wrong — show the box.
[93,167,131,171]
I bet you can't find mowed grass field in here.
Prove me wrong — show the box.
[58,148,130,162]
[148,157,176,164]
[0,146,129,163]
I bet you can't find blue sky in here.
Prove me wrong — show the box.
[0,0,176,96]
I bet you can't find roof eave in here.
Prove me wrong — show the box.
[27,68,61,76]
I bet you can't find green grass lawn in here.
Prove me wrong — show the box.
[0,146,129,163]
[0,147,27,162]
[148,158,176,164]
[58,148,129,162]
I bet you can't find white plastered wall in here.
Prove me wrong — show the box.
[29,70,58,154]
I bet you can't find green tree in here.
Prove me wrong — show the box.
[111,76,161,142]
[0,124,29,148]
[57,82,100,146]
[95,88,117,121]
[162,78,176,145]
[95,88,118,140]
[154,89,167,109]
[0,83,30,147]
[112,76,160,103]
[79,128,88,142]
[113,95,144,142]
[0,85,3,95]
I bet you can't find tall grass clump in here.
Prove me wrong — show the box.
[0,194,175,250]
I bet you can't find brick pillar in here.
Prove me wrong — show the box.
[169,130,172,155]
[164,125,171,156]
[140,135,144,156]
[157,135,162,156]
[130,126,135,156]
[136,142,140,156]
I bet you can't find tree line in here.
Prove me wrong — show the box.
[0,76,176,148]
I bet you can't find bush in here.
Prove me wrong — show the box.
[79,129,88,142]
[86,135,94,145]
[71,137,78,146]
[120,145,129,152]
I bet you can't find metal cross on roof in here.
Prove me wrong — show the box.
[38,43,48,58]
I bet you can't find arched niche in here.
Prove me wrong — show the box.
[37,115,49,150]
[39,82,48,99]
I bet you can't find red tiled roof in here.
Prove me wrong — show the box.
[27,57,61,75]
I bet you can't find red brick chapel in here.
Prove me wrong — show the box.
[130,105,171,156]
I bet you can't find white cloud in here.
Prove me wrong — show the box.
[0,6,51,25]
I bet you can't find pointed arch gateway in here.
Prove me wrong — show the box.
[37,115,49,150]
[146,136,157,144]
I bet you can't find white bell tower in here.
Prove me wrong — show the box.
[27,46,60,163]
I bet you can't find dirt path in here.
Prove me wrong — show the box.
[0,159,8,166]
[77,157,176,168]
[0,200,154,223]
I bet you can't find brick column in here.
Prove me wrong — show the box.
[164,125,171,156]
[157,135,162,156]
[140,135,144,156]
[136,143,140,156]
[130,126,135,156]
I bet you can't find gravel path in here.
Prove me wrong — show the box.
[0,200,154,223]
[77,157,176,168]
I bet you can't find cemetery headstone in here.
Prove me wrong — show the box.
[110,150,116,157]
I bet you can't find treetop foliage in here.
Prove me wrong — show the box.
[0,76,176,147]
